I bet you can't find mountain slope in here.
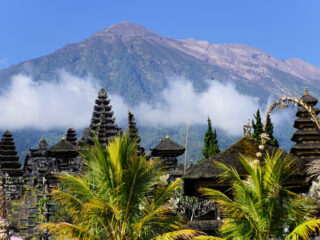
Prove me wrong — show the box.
[2,21,317,105]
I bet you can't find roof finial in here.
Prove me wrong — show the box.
[166,134,169,139]
[305,88,309,95]
[98,88,107,97]
[62,136,66,140]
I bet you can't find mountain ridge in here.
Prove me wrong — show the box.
[1,21,319,103]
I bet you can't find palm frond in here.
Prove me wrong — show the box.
[41,133,189,239]
[191,237,226,240]
[286,219,320,240]
[39,222,99,240]
[152,229,206,240]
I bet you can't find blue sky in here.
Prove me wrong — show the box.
[1,0,319,69]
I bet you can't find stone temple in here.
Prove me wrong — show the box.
[0,87,186,239]
[0,87,319,238]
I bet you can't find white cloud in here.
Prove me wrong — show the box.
[0,74,276,136]
[0,72,99,130]
[130,78,260,135]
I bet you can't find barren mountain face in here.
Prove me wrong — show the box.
[175,38,320,83]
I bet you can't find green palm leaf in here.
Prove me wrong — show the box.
[286,219,320,240]
[41,133,204,240]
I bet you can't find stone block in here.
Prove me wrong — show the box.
[27,217,35,226]
[19,218,28,228]
[28,208,38,217]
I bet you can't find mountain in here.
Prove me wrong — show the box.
[2,21,320,104]
[1,21,319,161]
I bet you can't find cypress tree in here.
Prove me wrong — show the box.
[265,115,279,147]
[252,109,264,141]
[201,117,220,160]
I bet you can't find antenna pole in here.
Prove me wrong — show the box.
[184,122,189,173]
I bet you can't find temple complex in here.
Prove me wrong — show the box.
[24,136,81,194]
[0,87,318,238]
[290,89,320,164]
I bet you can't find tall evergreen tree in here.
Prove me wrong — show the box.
[201,117,220,160]
[252,109,264,141]
[265,115,279,147]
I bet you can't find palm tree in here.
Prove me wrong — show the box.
[199,151,320,240]
[40,134,203,240]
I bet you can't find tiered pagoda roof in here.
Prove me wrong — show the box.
[151,135,185,156]
[49,136,79,156]
[66,127,77,145]
[128,111,144,154]
[88,88,120,145]
[97,110,107,145]
[290,89,320,164]
[0,130,22,176]
[128,111,140,144]
[151,135,185,171]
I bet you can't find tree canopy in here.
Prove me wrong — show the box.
[265,114,279,147]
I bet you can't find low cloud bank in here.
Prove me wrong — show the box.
[0,73,284,136]
[0,72,99,130]
[131,78,260,135]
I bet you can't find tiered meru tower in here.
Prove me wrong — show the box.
[128,111,144,154]
[66,127,77,145]
[290,89,320,163]
[88,88,120,145]
[0,130,22,177]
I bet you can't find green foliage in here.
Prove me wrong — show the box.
[265,114,279,147]
[11,200,21,213]
[21,223,28,229]
[200,151,320,240]
[201,117,220,162]
[37,197,50,223]
[40,134,203,240]
[252,109,263,141]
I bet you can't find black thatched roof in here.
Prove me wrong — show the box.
[151,136,185,156]
[291,143,320,150]
[294,117,316,124]
[184,137,297,180]
[50,138,79,153]
[297,107,320,114]
[291,129,320,142]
